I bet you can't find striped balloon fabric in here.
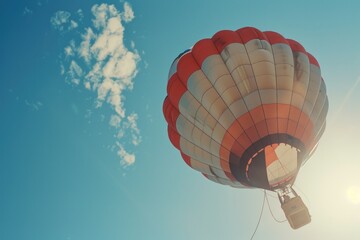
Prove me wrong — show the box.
[163,27,328,191]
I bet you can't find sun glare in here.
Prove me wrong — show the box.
[346,186,360,204]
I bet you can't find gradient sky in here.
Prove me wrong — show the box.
[1,0,360,239]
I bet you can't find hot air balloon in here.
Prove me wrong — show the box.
[163,27,328,229]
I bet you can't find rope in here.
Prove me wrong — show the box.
[265,191,287,223]
[250,190,266,240]
[292,184,312,208]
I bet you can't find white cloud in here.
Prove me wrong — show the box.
[122,2,134,23]
[51,11,71,31]
[85,109,93,119]
[51,11,78,32]
[64,40,76,57]
[91,4,118,29]
[68,60,83,81]
[77,9,84,21]
[60,64,65,75]
[23,7,33,15]
[71,78,80,85]
[84,81,91,90]
[79,28,95,63]
[117,142,135,166]
[57,2,141,167]
[65,60,83,85]
[144,61,149,69]
[25,100,43,111]
[64,46,73,56]
[70,20,78,30]
[126,113,141,146]
[109,114,121,128]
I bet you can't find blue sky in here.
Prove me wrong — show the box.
[1,0,360,239]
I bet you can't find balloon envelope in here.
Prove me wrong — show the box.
[163,27,328,191]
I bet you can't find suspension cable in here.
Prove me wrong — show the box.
[292,184,312,208]
[250,190,266,240]
[265,191,287,223]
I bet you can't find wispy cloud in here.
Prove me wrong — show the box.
[125,113,141,146]
[77,9,84,21]
[109,114,122,128]
[23,1,46,16]
[25,100,43,111]
[51,11,79,32]
[7,89,43,111]
[117,142,135,167]
[23,7,33,15]
[67,60,83,85]
[122,2,134,23]
[54,2,141,167]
